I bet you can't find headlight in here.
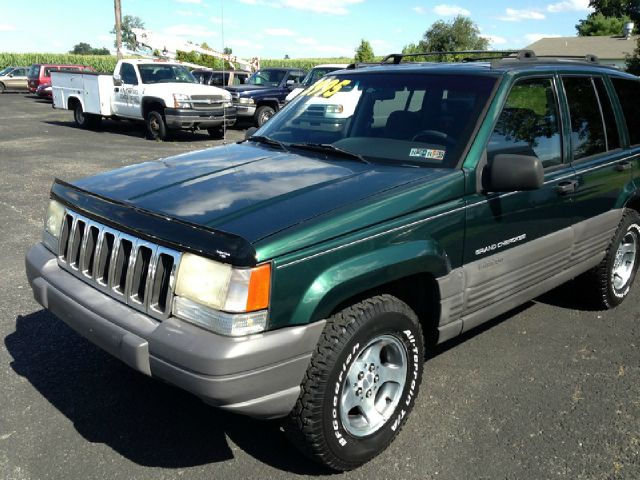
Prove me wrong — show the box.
[237,97,254,105]
[223,101,233,108]
[173,93,192,109]
[43,199,65,253]
[172,253,271,336]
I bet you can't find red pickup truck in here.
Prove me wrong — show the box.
[27,64,94,93]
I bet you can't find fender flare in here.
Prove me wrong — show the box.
[292,240,449,324]
[66,95,84,112]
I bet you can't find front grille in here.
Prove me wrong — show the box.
[190,95,225,110]
[57,210,181,321]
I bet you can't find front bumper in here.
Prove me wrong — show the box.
[26,243,324,419]
[164,107,237,130]
[232,103,257,118]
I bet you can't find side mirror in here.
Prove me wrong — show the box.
[113,74,123,86]
[484,154,543,192]
[7,73,13,78]
[245,127,258,139]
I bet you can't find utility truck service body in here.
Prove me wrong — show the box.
[51,59,235,140]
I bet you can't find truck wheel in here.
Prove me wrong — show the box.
[146,110,168,141]
[284,294,424,471]
[254,105,275,127]
[207,127,224,139]
[584,209,640,308]
[73,103,90,128]
[0,83,5,94]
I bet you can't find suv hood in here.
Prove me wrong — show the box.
[226,84,274,95]
[74,143,451,243]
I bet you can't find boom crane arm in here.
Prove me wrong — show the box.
[131,28,259,72]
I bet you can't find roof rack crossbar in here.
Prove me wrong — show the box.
[381,50,521,64]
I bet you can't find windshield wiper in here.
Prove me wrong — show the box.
[289,143,370,164]
[248,135,289,152]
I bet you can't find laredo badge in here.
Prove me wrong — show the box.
[409,148,445,160]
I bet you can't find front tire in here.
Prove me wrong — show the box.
[0,82,5,94]
[585,209,640,308]
[254,105,275,127]
[284,294,424,471]
[145,110,168,141]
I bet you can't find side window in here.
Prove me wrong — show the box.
[611,78,640,146]
[593,78,620,150]
[288,72,304,84]
[488,78,562,168]
[562,77,607,160]
[120,63,138,85]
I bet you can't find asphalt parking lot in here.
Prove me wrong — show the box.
[0,92,638,480]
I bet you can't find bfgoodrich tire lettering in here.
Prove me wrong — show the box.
[585,209,640,308]
[284,294,424,471]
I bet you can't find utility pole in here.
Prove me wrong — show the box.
[114,0,123,59]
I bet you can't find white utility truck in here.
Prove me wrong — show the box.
[51,59,235,140]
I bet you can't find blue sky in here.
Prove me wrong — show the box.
[0,0,594,59]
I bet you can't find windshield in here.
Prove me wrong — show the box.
[301,67,343,87]
[256,73,497,168]
[138,64,197,84]
[28,64,41,79]
[0,67,14,77]
[247,69,286,87]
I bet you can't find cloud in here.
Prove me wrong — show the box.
[227,38,264,50]
[547,0,592,13]
[296,37,319,45]
[496,8,545,21]
[264,28,296,36]
[237,0,363,15]
[0,24,16,32]
[164,24,218,37]
[412,6,427,14]
[176,0,202,4]
[482,35,508,46]
[524,33,561,43]
[433,4,471,16]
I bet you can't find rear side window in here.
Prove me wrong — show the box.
[488,78,562,168]
[593,78,620,150]
[611,78,640,146]
[563,77,610,160]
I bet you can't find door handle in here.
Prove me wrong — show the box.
[615,161,632,172]
[114,87,120,92]
[555,180,578,195]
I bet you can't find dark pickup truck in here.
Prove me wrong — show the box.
[26,51,640,471]
[225,67,306,126]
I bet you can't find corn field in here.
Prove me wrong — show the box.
[0,52,361,73]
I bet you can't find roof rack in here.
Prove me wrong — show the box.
[377,49,602,67]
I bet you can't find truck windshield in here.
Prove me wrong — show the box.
[138,64,197,84]
[255,73,497,168]
[301,67,343,87]
[248,69,286,87]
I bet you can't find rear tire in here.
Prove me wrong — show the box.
[73,102,101,129]
[583,209,640,309]
[0,82,5,94]
[145,110,168,141]
[284,294,424,471]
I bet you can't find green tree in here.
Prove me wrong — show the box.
[70,42,110,55]
[577,12,632,35]
[354,39,375,63]
[111,15,145,50]
[626,38,640,74]
[223,47,232,55]
[420,16,489,53]
[589,0,640,24]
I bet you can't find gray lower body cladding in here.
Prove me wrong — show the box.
[25,243,325,419]
[437,209,622,342]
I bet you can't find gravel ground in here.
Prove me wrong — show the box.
[0,93,638,480]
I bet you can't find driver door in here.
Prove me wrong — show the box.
[112,63,142,118]
[461,75,577,331]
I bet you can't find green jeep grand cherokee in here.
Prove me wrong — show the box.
[26,51,640,470]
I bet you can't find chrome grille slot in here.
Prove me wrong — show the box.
[95,231,115,287]
[56,209,181,321]
[111,236,133,296]
[69,218,85,270]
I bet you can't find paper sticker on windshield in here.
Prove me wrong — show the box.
[302,78,352,98]
[409,148,445,160]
